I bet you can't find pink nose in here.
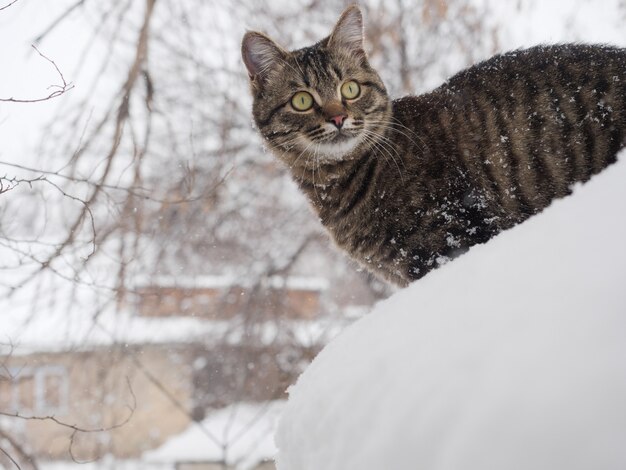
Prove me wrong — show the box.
[328,114,347,128]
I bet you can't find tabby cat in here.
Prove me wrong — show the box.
[242,5,626,287]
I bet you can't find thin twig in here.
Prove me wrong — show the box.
[129,353,223,447]
[0,446,22,470]
[0,377,136,434]
[0,173,96,259]
[33,0,86,44]
[0,46,74,103]
[0,427,38,470]
[0,159,225,204]
[0,0,19,11]
[0,175,46,195]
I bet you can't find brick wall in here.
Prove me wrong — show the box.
[135,285,322,320]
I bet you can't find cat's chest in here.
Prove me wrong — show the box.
[313,183,411,251]
[313,184,419,284]
[316,182,401,224]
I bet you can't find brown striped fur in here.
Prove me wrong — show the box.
[242,5,626,287]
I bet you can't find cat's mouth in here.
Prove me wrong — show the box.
[312,129,361,159]
[331,132,353,143]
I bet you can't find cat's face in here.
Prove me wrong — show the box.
[242,6,390,166]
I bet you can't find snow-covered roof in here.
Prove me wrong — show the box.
[276,152,626,469]
[135,275,330,291]
[3,309,227,356]
[2,271,340,355]
[2,306,345,355]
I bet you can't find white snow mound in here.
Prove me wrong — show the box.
[275,151,626,470]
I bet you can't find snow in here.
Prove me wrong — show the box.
[144,401,283,469]
[137,274,330,291]
[2,272,338,355]
[40,460,167,470]
[40,402,283,470]
[37,403,281,470]
[2,304,343,355]
[1,1,624,468]
[2,307,231,355]
[275,151,626,470]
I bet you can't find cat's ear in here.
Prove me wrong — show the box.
[242,31,287,86]
[328,5,365,57]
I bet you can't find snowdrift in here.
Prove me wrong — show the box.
[275,151,626,470]
[144,402,283,468]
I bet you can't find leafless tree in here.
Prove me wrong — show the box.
[1,0,496,467]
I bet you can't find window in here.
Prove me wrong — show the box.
[5,365,68,415]
[35,366,68,414]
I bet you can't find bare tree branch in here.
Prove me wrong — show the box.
[128,353,223,448]
[32,0,87,44]
[0,159,229,205]
[0,377,136,465]
[0,46,74,103]
[0,428,38,470]
[0,172,97,270]
[0,0,19,11]
[0,175,46,195]
[0,1,496,466]
[0,446,22,470]
[1,0,158,296]
[0,377,136,434]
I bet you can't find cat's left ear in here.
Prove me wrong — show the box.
[328,5,365,58]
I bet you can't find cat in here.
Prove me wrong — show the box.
[242,5,626,287]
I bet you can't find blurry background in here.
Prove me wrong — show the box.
[0,0,624,468]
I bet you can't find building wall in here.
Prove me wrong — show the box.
[0,340,310,462]
[0,344,194,460]
[135,285,322,320]
[0,280,340,464]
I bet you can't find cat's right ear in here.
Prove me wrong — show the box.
[242,31,286,87]
[328,5,365,58]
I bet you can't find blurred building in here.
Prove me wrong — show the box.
[0,266,378,468]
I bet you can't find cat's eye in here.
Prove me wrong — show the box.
[291,91,314,111]
[341,80,360,100]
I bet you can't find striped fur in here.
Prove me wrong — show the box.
[243,7,626,287]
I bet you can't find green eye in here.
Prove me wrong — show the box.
[291,91,314,111]
[341,80,360,100]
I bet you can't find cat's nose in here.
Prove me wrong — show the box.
[328,114,347,129]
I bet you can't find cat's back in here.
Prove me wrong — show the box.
[393,43,625,223]
[445,44,625,92]
[432,44,626,131]
[393,44,626,146]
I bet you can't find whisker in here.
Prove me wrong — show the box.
[367,118,429,154]
[360,130,405,182]
[361,127,404,163]
[312,143,322,202]
[360,133,392,173]
[291,141,315,182]
[363,129,406,176]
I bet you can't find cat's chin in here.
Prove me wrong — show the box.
[312,135,361,161]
